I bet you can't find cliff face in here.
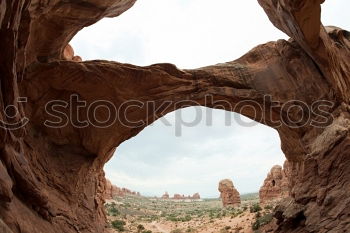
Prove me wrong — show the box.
[0,0,350,233]
[104,179,139,200]
[218,179,241,208]
[259,162,290,204]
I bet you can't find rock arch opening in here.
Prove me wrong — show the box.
[69,0,287,67]
[104,107,285,198]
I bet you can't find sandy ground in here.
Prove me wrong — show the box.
[142,212,256,233]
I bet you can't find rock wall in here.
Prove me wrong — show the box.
[259,161,290,204]
[218,179,241,207]
[0,0,349,233]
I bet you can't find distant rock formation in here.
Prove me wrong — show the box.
[173,194,184,200]
[259,161,290,204]
[218,179,241,207]
[161,192,201,200]
[192,193,201,199]
[104,179,140,200]
[161,192,170,199]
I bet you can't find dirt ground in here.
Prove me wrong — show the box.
[105,194,277,233]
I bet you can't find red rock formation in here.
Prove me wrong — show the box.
[162,192,170,199]
[218,179,241,207]
[259,162,290,204]
[105,179,114,199]
[192,193,201,200]
[104,179,139,199]
[173,194,183,200]
[0,0,350,232]
[170,193,201,200]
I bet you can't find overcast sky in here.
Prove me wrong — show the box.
[71,0,349,197]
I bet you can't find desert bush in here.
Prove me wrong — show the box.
[250,203,262,213]
[183,215,192,222]
[252,213,273,230]
[171,229,183,233]
[111,220,126,232]
[105,203,120,216]
[109,206,120,216]
[186,228,197,232]
[255,212,261,218]
[137,224,145,232]
[142,231,152,233]
[219,226,231,233]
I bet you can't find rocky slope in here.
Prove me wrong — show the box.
[218,179,241,207]
[0,0,350,232]
[259,162,290,204]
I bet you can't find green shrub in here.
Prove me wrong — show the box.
[183,215,192,222]
[250,203,262,213]
[186,228,196,232]
[255,212,261,218]
[219,226,231,233]
[252,213,273,230]
[111,220,126,232]
[105,203,120,216]
[171,229,183,233]
[137,224,145,232]
[109,206,120,216]
[142,231,152,233]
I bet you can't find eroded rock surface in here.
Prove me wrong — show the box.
[0,0,350,232]
[218,179,241,207]
[259,162,290,204]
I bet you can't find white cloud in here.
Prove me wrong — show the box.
[72,0,350,197]
[104,108,285,197]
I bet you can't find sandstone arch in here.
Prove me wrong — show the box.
[0,0,349,233]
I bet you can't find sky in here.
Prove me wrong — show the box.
[71,0,350,198]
